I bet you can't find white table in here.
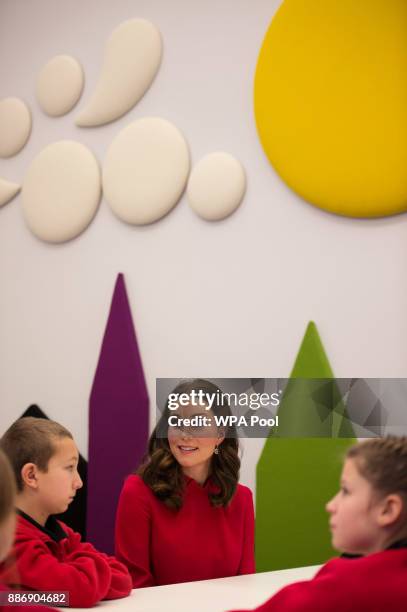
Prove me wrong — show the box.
[82,565,321,612]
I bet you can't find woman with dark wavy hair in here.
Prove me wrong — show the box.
[115,379,255,587]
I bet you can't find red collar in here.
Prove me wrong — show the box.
[184,474,220,494]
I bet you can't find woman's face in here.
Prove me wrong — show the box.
[167,402,224,480]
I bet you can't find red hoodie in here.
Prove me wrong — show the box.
[2,512,131,608]
[228,545,407,612]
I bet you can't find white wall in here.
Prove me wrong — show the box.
[1,0,407,493]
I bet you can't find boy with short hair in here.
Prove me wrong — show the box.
[0,447,55,612]
[0,417,132,607]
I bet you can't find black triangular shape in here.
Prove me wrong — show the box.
[22,404,48,419]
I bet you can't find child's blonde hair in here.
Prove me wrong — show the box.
[347,436,407,503]
[0,448,16,523]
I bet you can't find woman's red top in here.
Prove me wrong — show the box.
[115,474,255,587]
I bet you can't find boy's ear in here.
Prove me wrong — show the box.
[377,494,403,527]
[20,463,40,490]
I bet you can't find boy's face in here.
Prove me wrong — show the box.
[35,437,82,516]
[326,458,383,555]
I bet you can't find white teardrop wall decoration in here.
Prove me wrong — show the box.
[187,152,246,221]
[0,97,32,158]
[75,19,162,127]
[1,16,247,238]
[103,117,190,225]
[22,140,101,243]
[36,55,84,117]
[0,177,21,207]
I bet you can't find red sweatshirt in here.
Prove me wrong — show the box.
[115,474,255,587]
[2,512,132,608]
[229,546,407,612]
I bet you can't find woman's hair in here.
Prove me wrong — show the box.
[347,436,407,503]
[138,379,240,510]
[0,417,73,491]
[0,448,16,524]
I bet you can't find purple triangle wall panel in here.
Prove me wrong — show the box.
[87,273,149,554]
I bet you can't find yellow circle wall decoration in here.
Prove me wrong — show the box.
[254,0,407,218]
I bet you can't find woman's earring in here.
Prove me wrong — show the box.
[214,445,219,455]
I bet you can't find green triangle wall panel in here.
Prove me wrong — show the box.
[255,322,357,572]
[256,437,353,571]
[290,321,333,377]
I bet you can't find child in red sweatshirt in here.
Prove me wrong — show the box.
[0,417,132,607]
[0,447,53,612]
[229,436,407,612]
